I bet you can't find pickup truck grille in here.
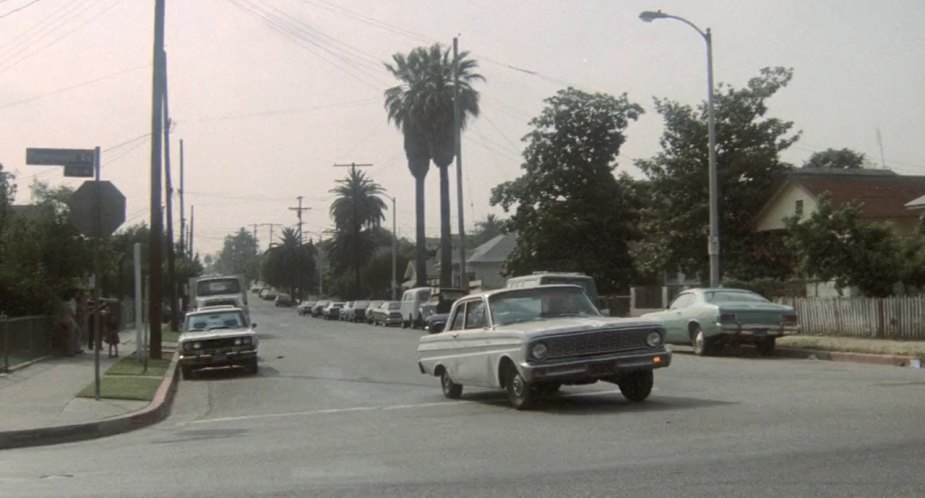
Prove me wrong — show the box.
[543,328,651,359]
[201,337,244,350]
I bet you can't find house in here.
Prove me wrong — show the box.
[467,232,518,290]
[753,168,925,235]
[753,168,925,296]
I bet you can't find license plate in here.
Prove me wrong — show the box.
[753,329,767,337]
[212,352,227,362]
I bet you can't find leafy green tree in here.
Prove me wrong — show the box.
[261,228,315,298]
[803,148,867,169]
[635,67,800,281]
[784,195,902,297]
[214,228,260,282]
[328,168,386,297]
[491,88,643,293]
[385,43,483,287]
[471,214,506,247]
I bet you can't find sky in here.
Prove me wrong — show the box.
[1,0,923,257]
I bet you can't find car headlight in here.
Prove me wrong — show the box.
[646,330,663,348]
[234,337,243,346]
[241,337,252,346]
[182,342,192,352]
[530,342,549,361]
[192,342,202,350]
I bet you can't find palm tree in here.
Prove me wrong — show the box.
[329,167,386,296]
[385,43,483,287]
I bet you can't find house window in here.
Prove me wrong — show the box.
[795,199,804,217]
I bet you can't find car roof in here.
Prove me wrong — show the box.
[186,307,245,317]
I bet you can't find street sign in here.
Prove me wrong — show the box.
[26,148,95,166]
[67,181,126,238]
[64,163,95,178]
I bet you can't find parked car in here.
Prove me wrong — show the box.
[420,288,467,334]
[417,285,671,409]
[311,300,330,318]
[340,301,355,321]
[274,293,294,307]
[297,300,316,316]
[641,288,800,356]
[259,288,277,300]
[351,300,370,322]
[365,300,384,324]
[423,312,449,333]
[178,307,258,379]
[323,302,344,320]
[370,301,402,326]
[400,287,432,329]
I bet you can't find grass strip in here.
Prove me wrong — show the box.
[76,376,162,401]
[105,356,170,377]
[778,336,925,356]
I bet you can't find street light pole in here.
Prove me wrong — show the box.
[389,195,397,300]
[640,10,721,288]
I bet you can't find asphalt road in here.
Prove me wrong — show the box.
[2,297,924,497]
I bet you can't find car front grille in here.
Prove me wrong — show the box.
[201,337,245,350]
[542,328,652,360]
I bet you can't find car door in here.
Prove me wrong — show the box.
[452,298,491,386]
[660,292,696,344]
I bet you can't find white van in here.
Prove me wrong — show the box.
[400,287,431,329]
[505,272,608,314]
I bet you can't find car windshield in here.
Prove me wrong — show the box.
[704,290,770,304]
[388,302,400,310]
[488,286,600,325]
[184,310,247,331]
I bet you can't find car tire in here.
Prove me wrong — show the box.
[691,326,712,356]
[247,358,259,375]
[440,371,463,399]
[504,365,536,410]
[618,370,654,402]
[756,337,776,356]
[181,365,194,380]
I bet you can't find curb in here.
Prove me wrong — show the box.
[776,347,922,368]
[3,355,52,374]
[0,352,180,451]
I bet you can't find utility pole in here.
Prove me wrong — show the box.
[288,196,310,245]
[453,37,467,291]
[390,195,397,300]
[179,139,186,256]
[148,0,166,359]
[188,205,194,259]
[252,223,259,250]
[163,51,178,332]
[334,163,372,297]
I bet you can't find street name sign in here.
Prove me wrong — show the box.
[67,181,126,238]
[63,164,95,177]
[26,148,95,166]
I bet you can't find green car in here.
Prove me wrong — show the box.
[641,288,800,356]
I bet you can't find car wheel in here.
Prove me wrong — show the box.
[247,358,259,375]
[440,371,463,399]
[181,365,194,380]
[618,370,654,402]
[504,365,536,410]
[756,337,776,356]
[402,317,409,329]
[691,326,712,356]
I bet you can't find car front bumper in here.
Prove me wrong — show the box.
[179,349,257,368]
[518,349,671,383]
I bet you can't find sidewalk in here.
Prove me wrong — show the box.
[0,328,179,450]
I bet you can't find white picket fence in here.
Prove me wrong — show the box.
[775,296,925,340]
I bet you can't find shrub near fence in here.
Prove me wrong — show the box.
[776,296,925,340]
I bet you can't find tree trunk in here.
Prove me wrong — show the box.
[415,175,427,287]
[438,164,452,287]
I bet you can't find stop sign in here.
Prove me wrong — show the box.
[67,181,126,237]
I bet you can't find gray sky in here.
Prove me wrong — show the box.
[2,0,923,256]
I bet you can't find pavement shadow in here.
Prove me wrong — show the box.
[459,389,736,415]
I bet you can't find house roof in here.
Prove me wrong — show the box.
[468,233,517,264]
[790,169,925,220]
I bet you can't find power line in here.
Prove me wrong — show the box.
[0,0,42,21]
[0,63,149,110]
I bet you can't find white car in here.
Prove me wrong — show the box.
[179,307,259,379]
[417,285,671,409]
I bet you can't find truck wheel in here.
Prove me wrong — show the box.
[504,365,536,410]
[440,371,462,399]
[618,370,653,402]
[181,365,194,380]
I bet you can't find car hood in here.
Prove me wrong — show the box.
[179,327,257,343]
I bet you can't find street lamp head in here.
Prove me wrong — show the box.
[639,10,667,23]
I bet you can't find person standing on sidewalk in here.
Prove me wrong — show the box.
[55,291,76,356]
[70,290,86,354]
